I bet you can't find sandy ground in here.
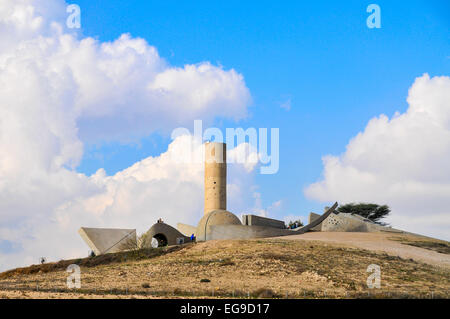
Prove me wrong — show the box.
[276,232,450,269]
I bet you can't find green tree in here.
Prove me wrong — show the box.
[337,203,390,225]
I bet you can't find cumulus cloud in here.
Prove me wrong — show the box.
[0,0,253,271]
[240,192,283,218]
[305,74,450,240]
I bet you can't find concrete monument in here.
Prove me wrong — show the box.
[78,227,136,255]
[79,141,340,254]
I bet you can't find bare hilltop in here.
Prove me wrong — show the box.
[0,232,449,299]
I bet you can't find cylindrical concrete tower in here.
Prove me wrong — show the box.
[204,142,227,215]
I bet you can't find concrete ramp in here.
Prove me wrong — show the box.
[295,202,338,234]
[78,227,136,255]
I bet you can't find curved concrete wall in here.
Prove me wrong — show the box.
[308,212,322,231]
[196,210,242,241]
[204,142,226,215]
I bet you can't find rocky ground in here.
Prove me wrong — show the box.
[0,232,449,299]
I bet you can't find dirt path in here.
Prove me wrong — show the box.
[275,232,450,269]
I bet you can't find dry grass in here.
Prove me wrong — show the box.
[0,245,185,279]
[389,236,450,255]
[0,238,449,299]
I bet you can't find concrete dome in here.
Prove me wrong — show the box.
[143,222,191,247]
[196,210,241,241]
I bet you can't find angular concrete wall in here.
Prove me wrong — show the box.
[242,215,285,229]
[78,227,136,255]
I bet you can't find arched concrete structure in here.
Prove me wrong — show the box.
[144,222,192,247]
[204,142,227,215]
[196,209,242,241]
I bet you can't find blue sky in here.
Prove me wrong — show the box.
[74,0,450,223]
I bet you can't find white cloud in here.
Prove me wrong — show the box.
[305,74,450,241]
[240,192,283,218]
[227,142,259,172]
[0,0,251,142]
[0,0,254,271]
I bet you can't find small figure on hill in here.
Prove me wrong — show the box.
[286,220,303,229]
